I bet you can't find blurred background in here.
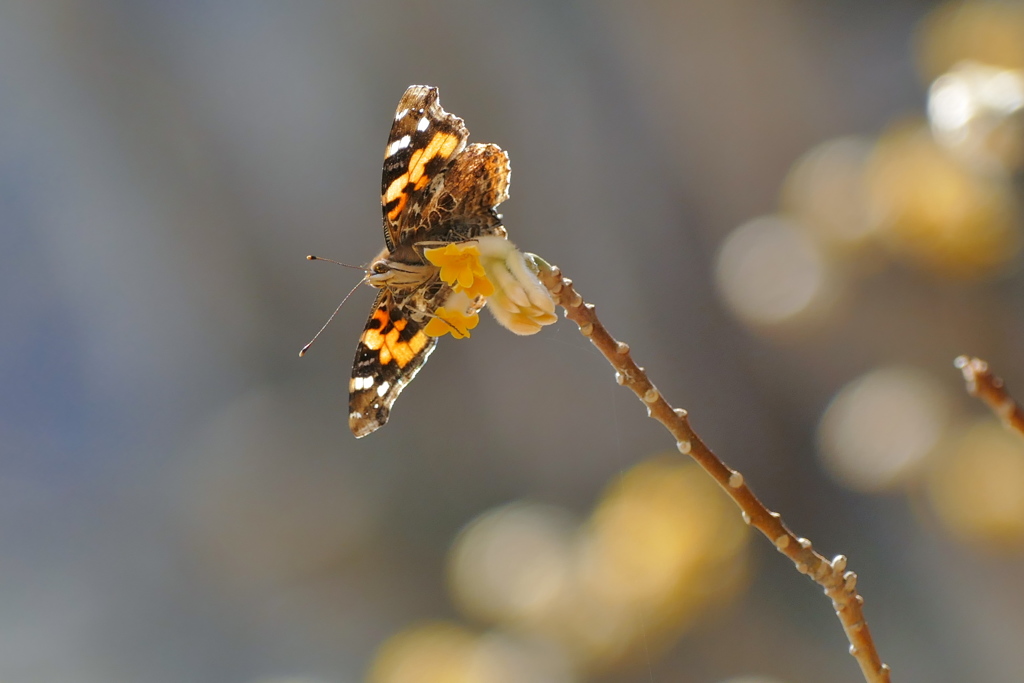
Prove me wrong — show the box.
[3,1,1024,681]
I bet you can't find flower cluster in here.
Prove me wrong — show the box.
[423,237,557,338]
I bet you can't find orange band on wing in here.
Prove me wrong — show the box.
[408,132,461,185]
[382,131,462,221]
[385,193,408,221]
[389,329,429,367]
[359,312,428,368]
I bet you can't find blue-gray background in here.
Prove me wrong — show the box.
[2,2,1020,682]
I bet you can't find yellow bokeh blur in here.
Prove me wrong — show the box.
[917,1,1024,81]
[434,457,751,677]
[926,419,1024,550]
[369,622,479,683]
[865,120,1020,278]
[580,456,748,607]
[369,623,576,683]
[569,456,750,670]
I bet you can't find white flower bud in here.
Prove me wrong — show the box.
[475,235,558,335]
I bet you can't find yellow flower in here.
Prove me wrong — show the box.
[423,306,480,339]
[424,243,495,299]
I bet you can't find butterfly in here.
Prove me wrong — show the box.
[348,85,511,437]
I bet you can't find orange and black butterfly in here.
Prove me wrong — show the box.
[348,85,510,437]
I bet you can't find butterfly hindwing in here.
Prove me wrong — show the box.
[413,142,511,243]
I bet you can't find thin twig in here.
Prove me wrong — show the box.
[954,355,1024,436]
[535,262,892,683]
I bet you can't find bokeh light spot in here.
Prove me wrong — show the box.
[928,61,1024,170]
[369,622,477,683]
[448,502,575,627]
[818,366,952,492]
[466,632,575,683]
[926,419,1024,549]
[782,137,875,251]
[715,215,831,327]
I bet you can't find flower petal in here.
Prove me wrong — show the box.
[423,306,480,339]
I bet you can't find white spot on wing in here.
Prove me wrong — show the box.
[395,108,409,120]
[377,381,391,397]
[386,135,411,157]
[416,116,429,132]
[352,376,375,391]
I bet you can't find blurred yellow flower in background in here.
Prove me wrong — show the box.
[369,622,478,683]
[926,419,1024,550]
[368,456,754,679]
[865,120,1021,278]
[917,0,1024,80]
[569,456,750,670]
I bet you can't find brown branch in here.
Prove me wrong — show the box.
[535,261,892,683]
[954,355,1024,436]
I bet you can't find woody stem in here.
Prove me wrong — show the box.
[535,261,892,683]
[955,355,1024,436]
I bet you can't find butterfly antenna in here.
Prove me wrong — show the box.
[299,268,369,358]
[306,254,370,271]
